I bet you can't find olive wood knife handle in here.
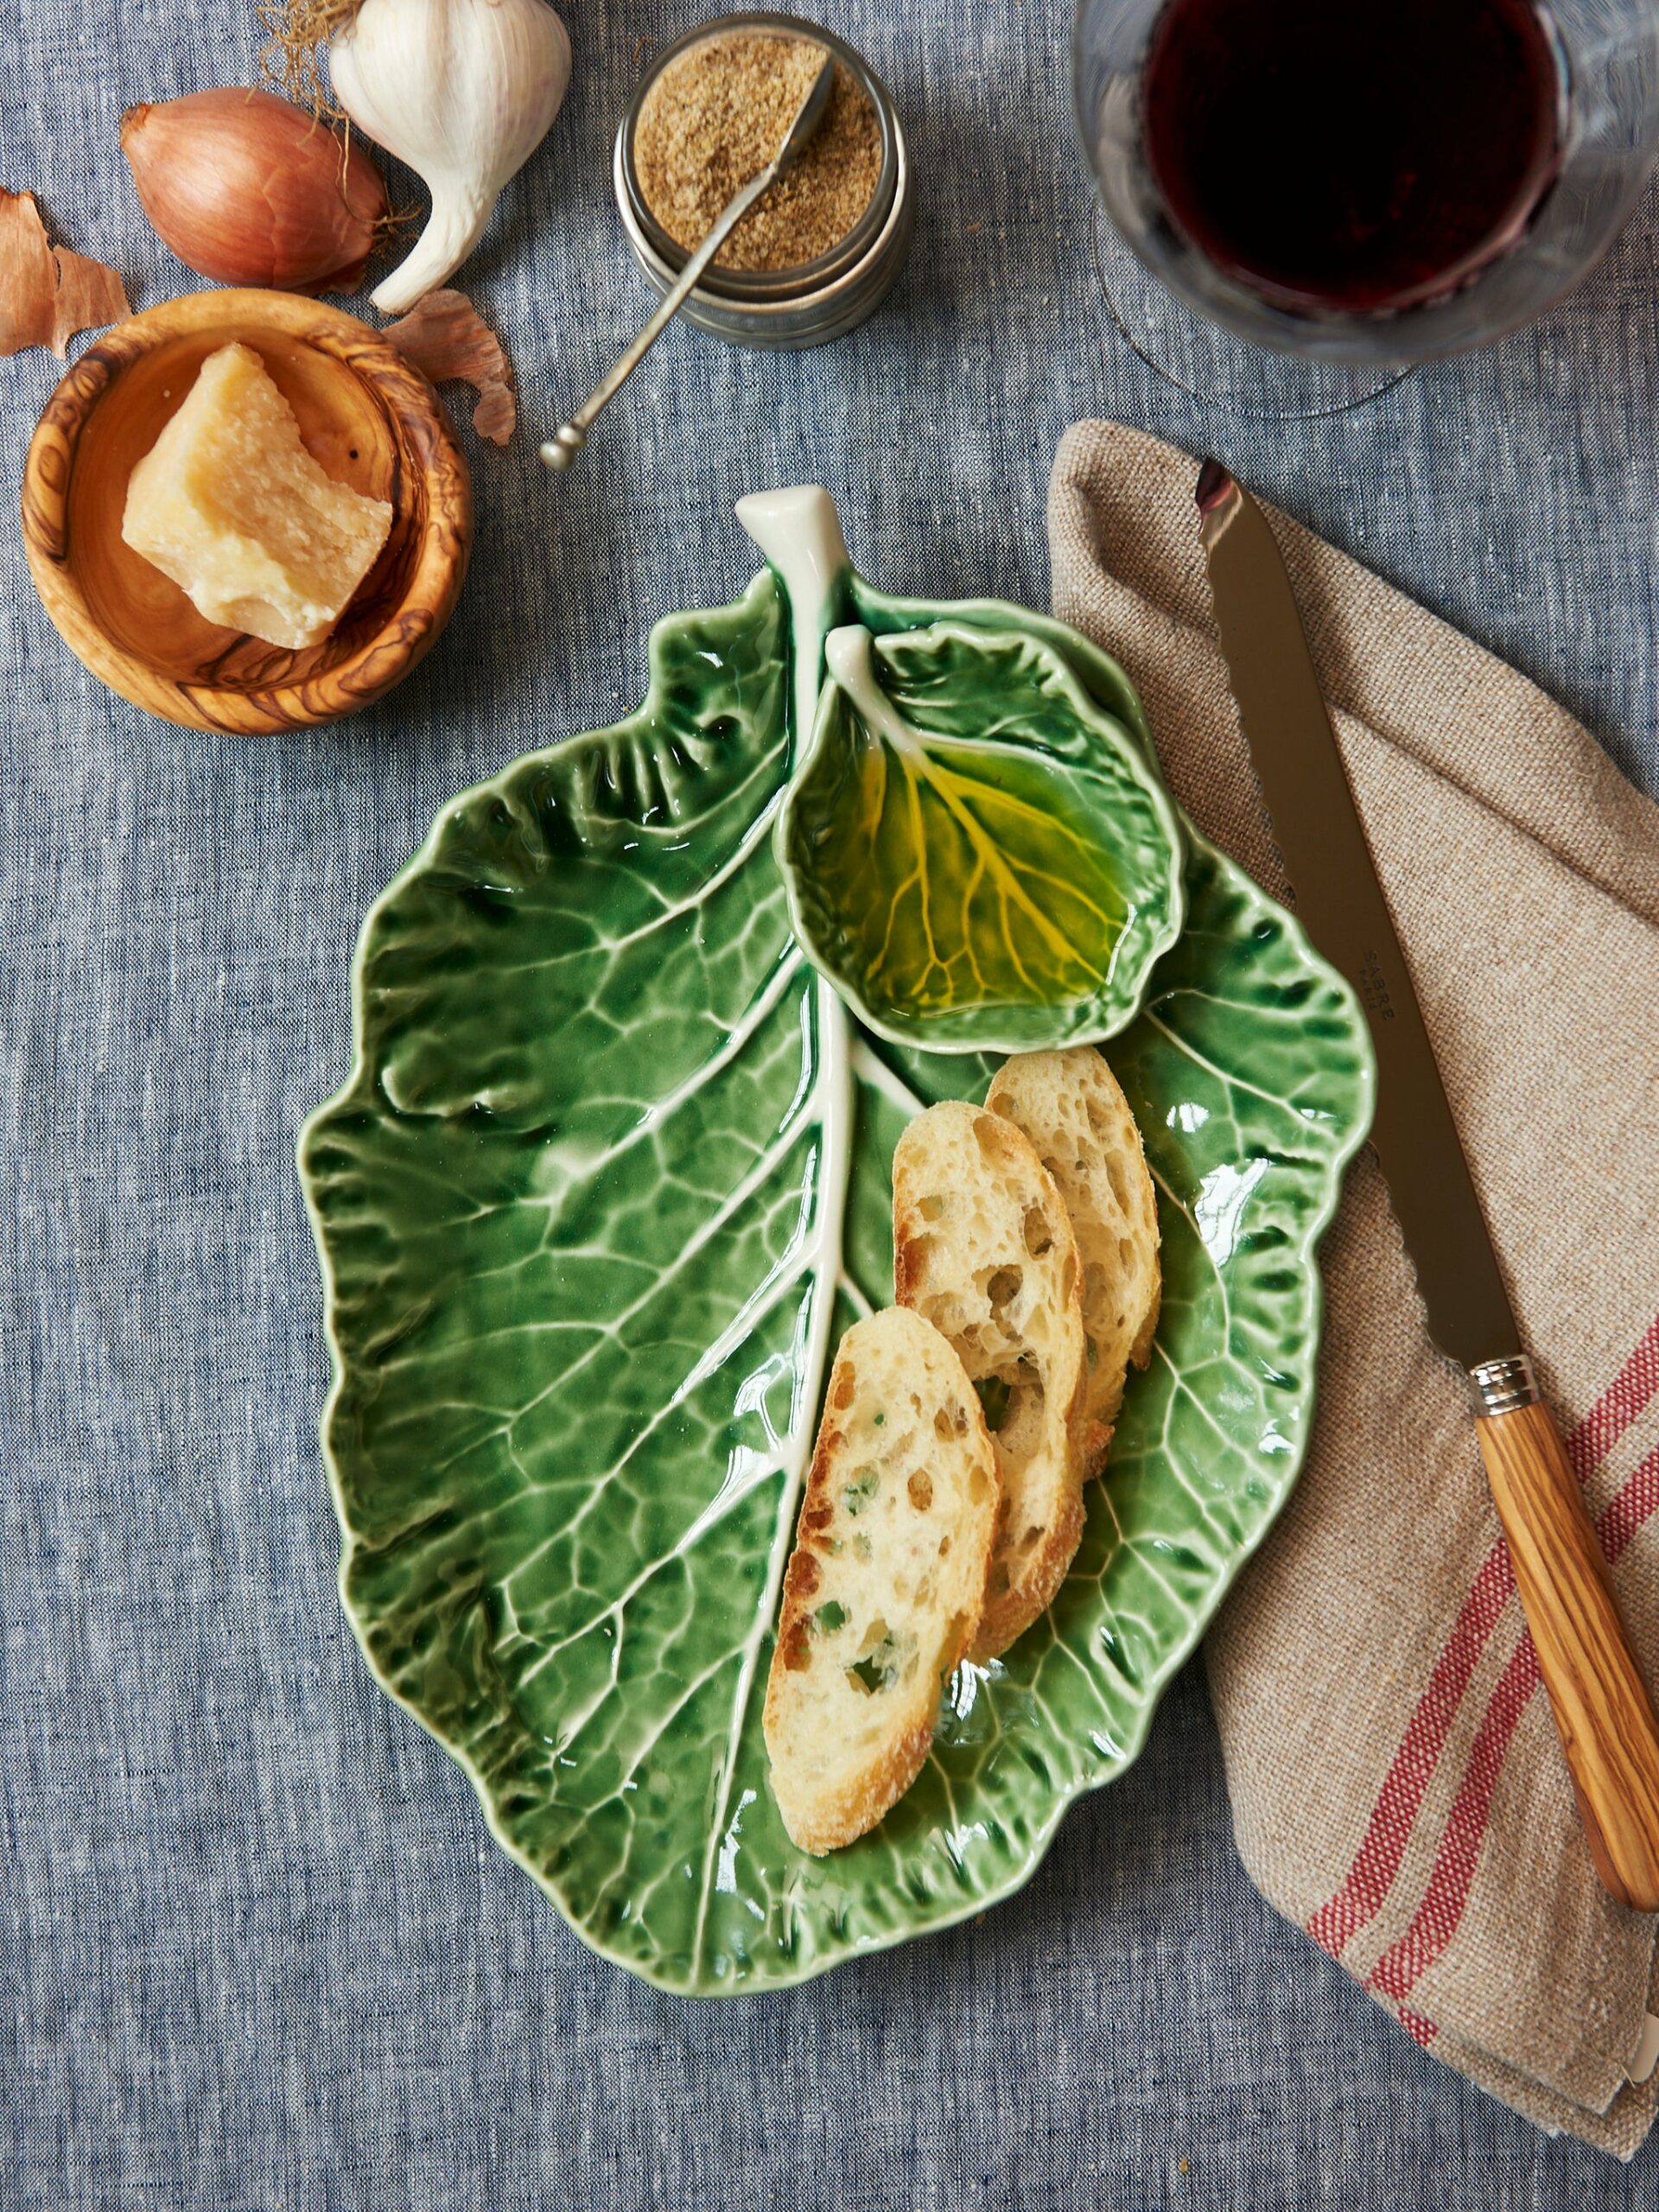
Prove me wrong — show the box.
[1476,1389,1659,1912]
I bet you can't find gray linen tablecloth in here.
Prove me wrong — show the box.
[3,2,1658,2206]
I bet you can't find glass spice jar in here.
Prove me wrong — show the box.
[614,12,913,350]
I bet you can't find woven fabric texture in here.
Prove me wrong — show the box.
[3,0,1659,2204]
[1050,419,1659,2155]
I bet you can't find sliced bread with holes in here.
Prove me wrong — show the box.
[985,1047,1162,1474]
[893,1102,1087,1662]
[763,1306,998,1855]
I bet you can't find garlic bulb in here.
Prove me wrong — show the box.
[330,0,571,315]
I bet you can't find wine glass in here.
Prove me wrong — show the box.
[1073,0,1659,395]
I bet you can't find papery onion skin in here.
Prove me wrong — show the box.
[120,87,388,296]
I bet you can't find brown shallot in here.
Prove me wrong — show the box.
[383,288,517,444]
[0,190,129,359]
[120,87,389,296]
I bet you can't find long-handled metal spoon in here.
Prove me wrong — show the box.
[542,51,836,471]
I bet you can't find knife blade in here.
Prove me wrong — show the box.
[1196,458,1659,1914]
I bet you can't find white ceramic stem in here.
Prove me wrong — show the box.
[824,624,921,755]
[735,486,851,748]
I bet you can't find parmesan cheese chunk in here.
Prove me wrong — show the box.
[121,342,392,650]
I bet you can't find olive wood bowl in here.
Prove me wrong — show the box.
[22,289,473,734]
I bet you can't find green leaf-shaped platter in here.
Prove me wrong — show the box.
[300,487,1374,1995]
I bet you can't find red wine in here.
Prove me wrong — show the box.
[1141,0,1567,315]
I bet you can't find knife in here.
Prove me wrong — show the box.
[1196,459,1659,1914]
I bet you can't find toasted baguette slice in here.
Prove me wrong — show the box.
[986,1047,1162,1474]
[763,1306,997,1855]
[893,1103,1087,1661]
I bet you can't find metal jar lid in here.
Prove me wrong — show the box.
[614,12,914,351]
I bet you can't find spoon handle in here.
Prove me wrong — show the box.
[542,164,779,468]
[543,49,836,470]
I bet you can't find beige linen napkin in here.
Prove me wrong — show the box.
[1049,420,1659,2157]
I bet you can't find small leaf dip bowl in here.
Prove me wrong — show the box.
[21,289,472,734]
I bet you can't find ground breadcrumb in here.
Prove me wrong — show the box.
[634,31,882,273]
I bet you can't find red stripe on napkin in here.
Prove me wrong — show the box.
[1307,1317,1659,1964]
[1365,1637,1541,2000]
[1363,1436,1659,2003]
[1600,1442,1659,1567]
[1306,1546,1515,1958]
[1568,1316,1659,1482]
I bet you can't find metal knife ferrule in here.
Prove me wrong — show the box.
[1469,1353,1541,1416]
